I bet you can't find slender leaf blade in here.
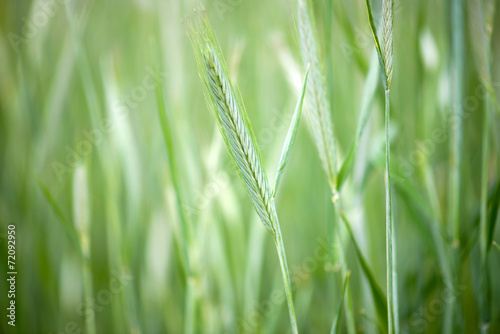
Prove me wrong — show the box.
[365,0,388,89]
[487,178,500,253]
[337,54,379,189]
[37,177,83,258]
[273,65,310,197]
[360,309,386,333]
[330,272,351,334]
[339,210,388,330]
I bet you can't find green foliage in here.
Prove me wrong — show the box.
[1,0,499,333]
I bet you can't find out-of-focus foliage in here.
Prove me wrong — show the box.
[0,0,499,333]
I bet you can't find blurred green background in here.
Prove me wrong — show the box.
[0,0,499,333]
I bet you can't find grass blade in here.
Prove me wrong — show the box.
[487,179,500,253]
[479,102,495,332]
[360,309,386,333]
[365,0,388,89]
[337,54,379,189]
[459,182,500,262]
[151,38,193,272]
[339,211,388,331]
[330,272,351,334]
[72,164,96,334]
[37,176,83,259]
[150,37,197,334]
[272,64,310,198]
[469,0,497,330]
[448,0,466,331]
[336,0,369,73]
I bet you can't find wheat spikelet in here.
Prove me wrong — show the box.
[187,12,276,236]
[382,0,393,88]
[297,0,337,189]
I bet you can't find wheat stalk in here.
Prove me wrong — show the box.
[382,1,398,332]
[471,0,496,332]
[72,164,96,334]
[448,0,465,331]
[296,1,358,333]
[365,0,398,332]
[187,11,298,333]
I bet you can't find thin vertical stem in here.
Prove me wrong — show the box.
[83,259,96,334]
[152,36,197,334]
[273,205,298,334]
[384,89,397,334]
[450,0,464,247]
[480,75,491,269]
[331,199,356,334]
[184,279,197,334]
[479,45,493,334]
[449,0,464,331]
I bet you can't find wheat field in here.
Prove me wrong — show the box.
[0,0,499,333]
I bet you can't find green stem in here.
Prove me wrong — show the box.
[384,89,397,334]
[273,204,298,334]
[184,278,197,334]
[83,258,96,334]
[449,0,464,331]
[479,46,493,334]
[332,198,356,334]
[152,38,197,333]
[450,0,463,248]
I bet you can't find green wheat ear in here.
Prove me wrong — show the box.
[366,0,398,333]
[297,0,337,189]
[187,11,301,333]
[187,10,276,236]
[382,0,394,87]
[366,0,393,90]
